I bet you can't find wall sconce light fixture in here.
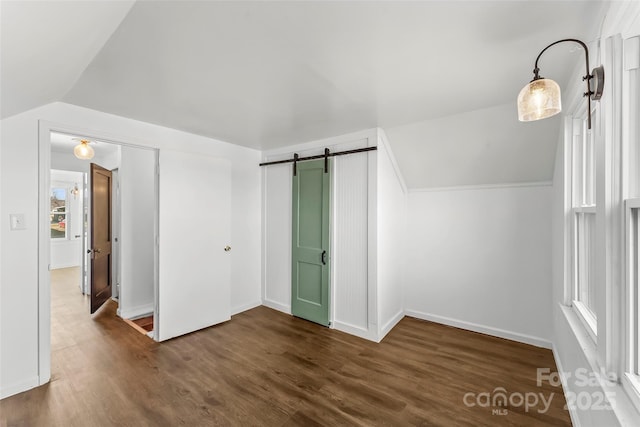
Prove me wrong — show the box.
[72,138,95,160]
[517,38,604,129]
[71,184,79,199]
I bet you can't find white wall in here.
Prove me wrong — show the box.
[0,101,262,399]
[117,145,155,319]
[2,108,42,398]
[376,133,406,339]
[403,184,553,348]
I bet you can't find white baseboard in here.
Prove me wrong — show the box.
[261,299,380,342]
[379,309,405,342]
[332,320,378,342]
[119,303,154,320]
[0,376,39,400]
[231,300,262,316]
[262,298,290,315]
[404,309,552,349]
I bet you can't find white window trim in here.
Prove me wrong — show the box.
[624,198,640,413]
[573,299,598,341]
[558,4,640,420]
[567,99,599,342]
[50,182,70,241]
[621,33,640,417]
[571,205,597,340]
[573,206,597,214]
[623,373,640,415]
[564,31,626,377]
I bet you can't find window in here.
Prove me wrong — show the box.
[562,30,640,418]
[571,108,598,337]
[623,35,640,410]
[50,187,67,239]
[624,199,640,410]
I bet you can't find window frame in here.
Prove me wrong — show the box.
[50,179,83,243]
[50,185,69,241]
[623,199,640,413]
[568,102,599,341]
[623,35,640,412]
[560,15,640,422]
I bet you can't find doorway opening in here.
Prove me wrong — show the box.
[49,169,86,294]
[41,127,160,384]
[49,130,157,324]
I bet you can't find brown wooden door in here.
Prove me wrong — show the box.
[90,163,112,313]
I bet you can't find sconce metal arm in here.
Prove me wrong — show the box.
[531,38,602,129]
[532,38,590,82]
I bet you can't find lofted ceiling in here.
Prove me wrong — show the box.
[0,0,135,119]
[1,1,608,188]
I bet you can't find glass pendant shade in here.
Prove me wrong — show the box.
[517,78,562,122]
[73,141,95,160]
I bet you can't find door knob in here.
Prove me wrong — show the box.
[224,245,231,252]
[321,250,327,265]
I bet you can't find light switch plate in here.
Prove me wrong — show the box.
[10,213,26,230]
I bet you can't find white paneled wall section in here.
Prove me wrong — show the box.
[376,132,406,338]
[263,163,293,313]
[332,143,370,336]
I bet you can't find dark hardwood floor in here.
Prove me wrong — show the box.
[1,268,571,426]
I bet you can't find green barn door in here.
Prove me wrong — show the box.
[292,159,331,326]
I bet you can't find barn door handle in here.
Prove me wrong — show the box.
[321,250,327,265]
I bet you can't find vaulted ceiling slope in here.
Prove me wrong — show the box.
[0,0,135,119]
[385,102,561,189]
[2,1,607,188]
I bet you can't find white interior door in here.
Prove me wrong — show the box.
[158,150,231,341]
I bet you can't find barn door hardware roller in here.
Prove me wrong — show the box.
[324,148,329,173]
[259,146,377,177]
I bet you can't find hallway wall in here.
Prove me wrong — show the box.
[117,145,155,319]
